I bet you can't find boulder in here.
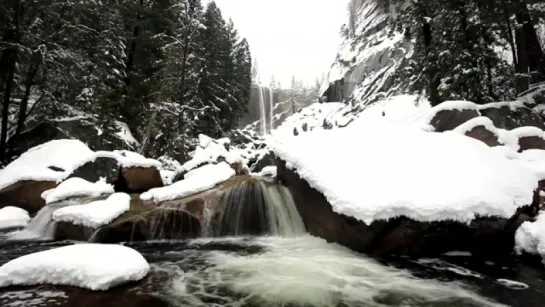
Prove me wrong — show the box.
[69,156,120,184]
[276,158,534,259]
[0,181,57,215]
[250,151,276,173]
[463,125,501,147]
[430,109,480,132]
[89,196,202,243]
[480,105,545,130]
[120,167,163,193]
[518,136,545,152]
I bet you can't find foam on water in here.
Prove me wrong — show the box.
[165,236,506,307]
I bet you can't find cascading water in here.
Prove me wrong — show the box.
[203,176,305,237]
[256,85,274,135]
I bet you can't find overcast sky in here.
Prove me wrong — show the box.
[210,0,349,87]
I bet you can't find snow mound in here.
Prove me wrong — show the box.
[180,135,245,173]
[272,122,537,224]
[52,193,131,228]
[97,150,161,169]
[41,178,114,205]
[515,212,545,264]
[0,140,95,191]
[141,162,235,203]
[0,244,149,290]
[0,207,30,230]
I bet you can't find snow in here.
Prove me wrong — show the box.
[273,102,347,137]
[259,166,277,178]
[516,149,545,180]
[515,212,545,264]
[0,207,30,230]
[0,244,149,290]
[141,162,236,203]
[96,150,161,169]
[181,134,244,173]
[52,193,131,228]
[452,117,519,150]
[115,121,139,147]
[41,178,114,205]
[0,140,95,191]
[510,126,545,139]
[272,122,537,225]
[351,95,431,129]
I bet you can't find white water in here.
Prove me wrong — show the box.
[257,85,274,135]
[165,236,506,307]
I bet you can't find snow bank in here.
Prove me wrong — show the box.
[272,122,537,224]
[141,162,235,203]
[0,244,149,290]
[0,140,95,191]
[41,178,114,205]
[0,207,30,230]
[52,193,131,228]
[515,213,545,263]
[181,134,245,173]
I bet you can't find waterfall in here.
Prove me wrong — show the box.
[258,86,267,135]
[256,85,275,135]
[205,177,305,237]
[6,198,95,241]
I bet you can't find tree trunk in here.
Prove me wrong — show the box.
[0,0,22,163]
[14,52,41,138]
[422,18,440,106]
[515,0,544,87]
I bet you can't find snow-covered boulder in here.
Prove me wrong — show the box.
[0,244,149,290]
[41,177,114,205]
[515,212,545,264]
[0,206,30,231]
[141,162,235,203]
[273,122,538,257]
[511,126,545,152]
[453,117,502,147]
[52,193,131,229]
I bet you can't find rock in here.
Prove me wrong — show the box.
[250,151,276,173]
[0,272,170,307]
[276,158,533,258]
[463,125,501,147]
[70,156,120,184]
[120,167,163,193]
[90,196,202,243]
[480,105,545,130]
[518,136,545,152]
[430,109,480,132]
[0,181,57,215]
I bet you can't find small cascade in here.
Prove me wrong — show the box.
[6,202,71,240]
[206,177,305,237]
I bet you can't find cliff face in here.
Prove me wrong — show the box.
[322,0,410,107]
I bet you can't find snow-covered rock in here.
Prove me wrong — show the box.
[0,206,30,230]
[181,135,246,173]
[141,162,236,203]
[272,122,537,225]
[515,212,545,264]
[0,244,149,290]
[52,193,131,228]
[41,177,114,205]
[0,140,95,192]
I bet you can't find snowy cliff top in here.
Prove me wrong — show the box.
[0,243,149,290]
[272,122,537,225]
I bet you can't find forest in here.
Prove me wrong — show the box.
[0,0,252,164]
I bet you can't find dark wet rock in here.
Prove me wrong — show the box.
[480,105,545,130]
[90,196,202,243]
[463,125,501,147]
[276,158,535,258]
[430,109,480,132]
[518,135,545,152]
[70,156,120,184]
[120,167,163,193]
[0,181,57,215]
[250,151,276,173]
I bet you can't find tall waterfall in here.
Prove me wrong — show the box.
[257,85,274,135]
